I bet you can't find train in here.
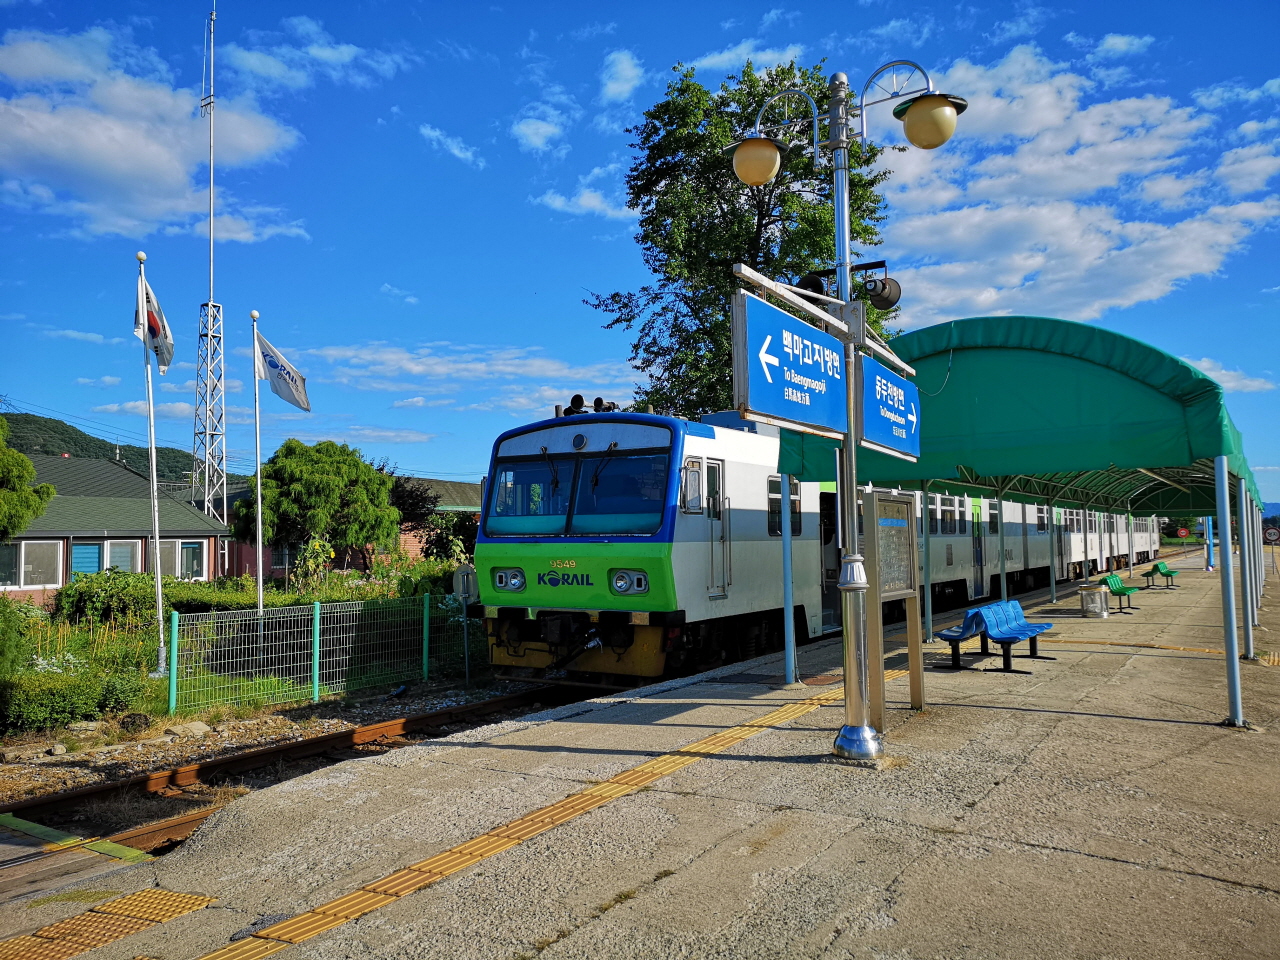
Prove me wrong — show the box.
[473,410,1163,683]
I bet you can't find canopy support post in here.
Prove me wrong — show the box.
[1238,478,1256,660]
[1048,503,1058,604]
[922,482,933,642]
[1082,506,1092,582]
[781,473,797,684]
[1206,516,1215,571]
[997,489,1008,602]
[1126,510,1135,579]
[1215,456,1245,727]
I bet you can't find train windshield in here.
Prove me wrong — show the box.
[486,457,573,535]
[485,450,670,537]
[569,453,668,535]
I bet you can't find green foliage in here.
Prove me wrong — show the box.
[1,412,249,484]
[412,512,478,564]
[233,439,400,566]
[1160,516,1201,539]
[2,672,105,730]
[0,415,56,540]
[587,61,894,418]
[291,539,335,594]
[0,595,32,679]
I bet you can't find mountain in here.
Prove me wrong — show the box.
[5,412,205,483]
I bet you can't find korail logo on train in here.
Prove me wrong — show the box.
[536,570,596,587]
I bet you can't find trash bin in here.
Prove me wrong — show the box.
[1080,584,1109,618]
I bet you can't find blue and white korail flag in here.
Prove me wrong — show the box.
[254,330,311,412]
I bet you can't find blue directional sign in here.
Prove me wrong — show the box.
[731,291,849,436]
[859,354,920,460]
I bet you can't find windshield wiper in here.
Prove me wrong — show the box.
[540,446,560,490]
[591,442,620,487]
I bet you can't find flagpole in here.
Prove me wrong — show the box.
[252,310,264,615]
[138,251,167,675]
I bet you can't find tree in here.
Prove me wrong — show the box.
[233,439,400,567]
[587,60,895,418]
[0,415,55,541]
[385,473,441,541]
[412,512,479,564]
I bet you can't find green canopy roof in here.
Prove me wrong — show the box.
[855,316,1261,515]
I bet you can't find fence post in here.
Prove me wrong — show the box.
[311,602,321,703]
[422,593,430,684]
[167,610,179,715]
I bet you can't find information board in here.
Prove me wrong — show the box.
[731,291,849,438]
[858,354,920,461]
[875,498,917,597]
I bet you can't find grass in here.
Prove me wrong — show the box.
[29,890,123,909]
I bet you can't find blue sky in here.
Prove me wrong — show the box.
[0,1,1277,496]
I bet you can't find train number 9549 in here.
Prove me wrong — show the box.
[549,559,578,568]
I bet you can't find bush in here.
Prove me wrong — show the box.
[99,674,144,713]
[0,595,32,679]
[1,672,103,730]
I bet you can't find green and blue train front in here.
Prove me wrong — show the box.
[476,414,691,679]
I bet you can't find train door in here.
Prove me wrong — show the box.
[706,459,727,598]
[971,499,986,598]
[1055,509,1067,581]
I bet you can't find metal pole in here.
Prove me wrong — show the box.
[1206,516,1215,570]
[422,592,431,683]
[781,473,797,684]
[311,601,321,701]
[167,610,179,714]
[1214,457,1245,725]
[139,256,167,676]
[1048,504,1058,603]
[1237,478,1256,660]
[922,484,933,639]
[1126,511,1134,578]
[996,493,1007,601]
[252,313,264,614]
[828,72,879,761]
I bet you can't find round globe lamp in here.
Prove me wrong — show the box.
[893,94,968,150]
[732,136,783,186]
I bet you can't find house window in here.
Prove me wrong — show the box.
[767,476,801,537]
[0,541,62,589]
[271,544,295,569]
[108,541,139,572]
[148,540,207,580]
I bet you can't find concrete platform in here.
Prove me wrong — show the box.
[6,553,1278,960]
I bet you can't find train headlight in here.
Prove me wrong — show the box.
[494,568,525,591]
[610,569,648,595]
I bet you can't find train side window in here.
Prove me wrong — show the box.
[945,543,954,566]
[768,476,801,537]
[1087,512,1096,533]
[1036,506,1048,532]
[940,497,957,535]
[706,461,722,521]
[681,459,703,514]
[988,504,999,534]
[928,494,938,535]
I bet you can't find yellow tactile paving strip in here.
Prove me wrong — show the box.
[166,685,850,960]
[0,888,215,958]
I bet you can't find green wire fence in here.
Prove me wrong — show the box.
[167,595,484,714]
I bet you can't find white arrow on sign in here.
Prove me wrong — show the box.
[758,335,780,383]
[908,402,917,433]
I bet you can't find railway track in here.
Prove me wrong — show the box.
[0,685,582,900]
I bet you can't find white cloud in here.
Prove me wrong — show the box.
[1087,34,1154,61]
[600,50,644,103]
[862,17,936,49]
[986,5,1052,43]
[536,187,635,219]
[379,282,419,305]
[224,16,412,93]
[570,22,616,41]
[342,426,435,443]
[418,123,485,169]
[1184,358,1276,393]
[45,328,124,344]
[1238,118,1280,140]
[1192,78,1280,109]
[1215,143,1280,195]
[0,27,301,238]
[871,46,1280,328]
[75,375,120,387]
[93,400,196,418]
[759,9,800,30]
[511,117,563,152]
[692,40,803,72]
[159,378,244,394]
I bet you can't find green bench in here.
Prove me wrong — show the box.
[1100,573,1141,613]
[1142,561,1180,589]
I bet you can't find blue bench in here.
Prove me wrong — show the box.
[932,600,1055,674]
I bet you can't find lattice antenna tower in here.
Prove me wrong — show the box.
[192,1,227,523]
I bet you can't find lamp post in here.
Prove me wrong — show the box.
[730,63,964,761]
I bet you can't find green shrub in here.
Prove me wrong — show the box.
[0,596,32,679]
[1,672,103,730]
[99,674,144,713]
